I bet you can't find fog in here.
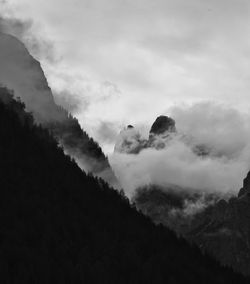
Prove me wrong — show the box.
[110,102,250,200]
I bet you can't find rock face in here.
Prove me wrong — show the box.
[135,174,250,276]
[0,32,118,187]
[148,116,177,149]
[149,116,176,136]
[115,116,177,154]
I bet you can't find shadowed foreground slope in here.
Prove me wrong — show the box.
[0,88,247,283]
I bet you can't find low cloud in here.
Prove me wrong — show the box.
[110,102,250,205]
[0,12,57,63]
[169,102,250,159]
[0,16,32,37]
[96,121,119,144]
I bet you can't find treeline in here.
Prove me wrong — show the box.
[45,104,110,173]
[0,87,247,283]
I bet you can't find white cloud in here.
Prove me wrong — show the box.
[110,103,250,198]
[2,0,250,148]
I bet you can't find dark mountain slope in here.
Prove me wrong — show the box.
[185,177,250,276]
[0,87,247,283]
[0,32,118,186]
[135,182,250,276]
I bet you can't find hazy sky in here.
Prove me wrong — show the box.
[1,0,250,152]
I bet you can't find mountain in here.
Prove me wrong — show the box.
[0,33,59,122]
[115,115,212,155]
[114,115,177,154]
[134,185,220,235]
[186,175,250,276]
[149,115,176,136]
[0,32,118,186]
[0,86,247,283]
[135,179,250,276]
[116,115,250,275]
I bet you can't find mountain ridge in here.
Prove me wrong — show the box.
[0,32,118,186]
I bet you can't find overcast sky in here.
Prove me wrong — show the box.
[1,0,250,152]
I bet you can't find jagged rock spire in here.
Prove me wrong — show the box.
[149,115,176,136]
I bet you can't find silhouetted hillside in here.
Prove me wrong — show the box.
[0,87,247,283]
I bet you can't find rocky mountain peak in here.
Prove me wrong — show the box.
[127,125,134,129]
[115,115,177,154]
[149,115,176,136]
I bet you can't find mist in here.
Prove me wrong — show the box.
[0,32,61,122]
[0,29,118,186]
[110,102,250,204]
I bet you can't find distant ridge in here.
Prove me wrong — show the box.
[0,32,118,187]
[135,173,250,276]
